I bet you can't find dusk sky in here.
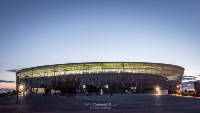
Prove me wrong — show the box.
[0,0,200,88]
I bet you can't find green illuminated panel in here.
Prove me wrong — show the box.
[16,62,184,82]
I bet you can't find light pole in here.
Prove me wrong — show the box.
[30,78,32,98]
[188,84,190,96]
[16,76,19,103]
[132,79,133,93]
[179,84,182,96]
[181,84,183,97]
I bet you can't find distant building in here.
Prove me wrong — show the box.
[194,77,200,96]
[181,76,197,92]
[181,75,200,92]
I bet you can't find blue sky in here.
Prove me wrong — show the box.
[0,0,200,88]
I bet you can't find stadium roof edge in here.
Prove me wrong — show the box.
[16,62,185,74]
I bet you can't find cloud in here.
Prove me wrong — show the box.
[0,80,15,83]
[5,66,24,73]
[6,69,19,73]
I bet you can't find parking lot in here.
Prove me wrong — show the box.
[1,94,200,113]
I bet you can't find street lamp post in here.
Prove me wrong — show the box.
[30,78,32,98]
[180,84,183,97]
[182,84,183,97]
[132,79,133,93]
[16,76,19,103]
[188,84,190,96]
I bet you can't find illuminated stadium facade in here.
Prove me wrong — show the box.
[16,62,184,93]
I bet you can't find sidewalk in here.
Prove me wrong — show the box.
[169,94,200,98]
[0,95,31,113]
[14,95,31,113]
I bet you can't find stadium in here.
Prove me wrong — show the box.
[16,62,184,94]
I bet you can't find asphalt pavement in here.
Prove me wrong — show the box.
[1,94,200,113]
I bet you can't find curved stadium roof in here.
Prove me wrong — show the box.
[16,62,184,81]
